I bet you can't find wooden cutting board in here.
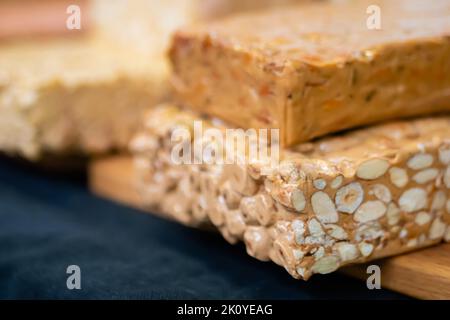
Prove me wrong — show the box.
[89,155,143,208]
[89,155,450,299]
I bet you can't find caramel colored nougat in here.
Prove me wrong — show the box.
[131,104,450,280]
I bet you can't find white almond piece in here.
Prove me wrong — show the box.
[386,203,401,226]
[308,218,325,237]
[439,147,450,165]
[313,179,327,190]
[314,247,325,260]
[358,242,374,257]
[445,226,450,242]
[331,176,343,189]
[292,220,306,245]
[431,191,446,211]
[429,218,447,240]
[303,236,323,245]
[369,184,392,203]
[311,191,339,224]
[354,201,387,223]
[293,249,305,261]
[296,267,306,278]
[415,212,431,226]
[389,167,409,188]
[291,189,306,212]
[322,236,336,248]
[294,232,304,245]
[326,224,348,240]
[445,166,450,188]
[355,222,384,242]
[407,153,434,170]
[278,161,299,181]
[356,159,390,180]
[335,182,364,214]
[335,243,359,262]
[413,168,439,184]
[399,188,428,213]
[311,256,340,274]
[291,220,305,233]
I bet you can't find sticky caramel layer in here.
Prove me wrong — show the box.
[0,37,169,158]
[170,0,450,146]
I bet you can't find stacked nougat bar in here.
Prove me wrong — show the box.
[131,0,450,280]
[132,105,450,280]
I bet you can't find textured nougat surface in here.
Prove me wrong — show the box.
[170,0,450,146]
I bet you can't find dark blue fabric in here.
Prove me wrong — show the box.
[0,158,407,299]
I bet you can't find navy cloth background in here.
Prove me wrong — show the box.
[0,158,407,299]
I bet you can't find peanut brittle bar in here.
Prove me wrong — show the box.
[131,104,450,280]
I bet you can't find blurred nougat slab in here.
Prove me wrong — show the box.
[0,0,309,159]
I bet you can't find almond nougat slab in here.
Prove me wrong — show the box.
[170,0,450,146]
[131,104,450,280]
[0,37,168,159]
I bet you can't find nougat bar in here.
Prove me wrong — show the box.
[92,0,311,58]
[131,104,450,280]
[170,0,450,146]
[0,37,168,158]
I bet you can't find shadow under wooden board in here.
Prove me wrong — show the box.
[88,155,450,300]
